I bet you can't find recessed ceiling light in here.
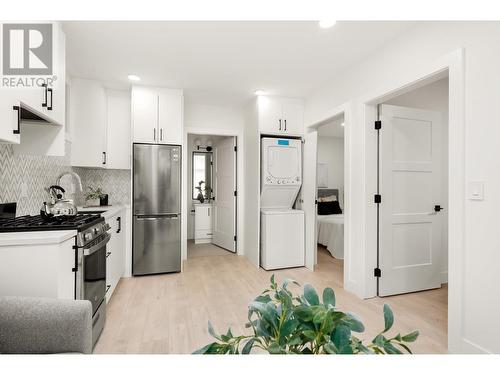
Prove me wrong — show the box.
[319,20,336,29]
[127,74,141,81]
[341,122,345,127]
[254,90,266,96]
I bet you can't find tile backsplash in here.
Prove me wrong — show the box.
[0,143,131,216]
[74,167,131,207]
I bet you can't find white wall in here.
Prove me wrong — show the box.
[385,78,449,283]
[317,136,344,207]
[304,22,500,353]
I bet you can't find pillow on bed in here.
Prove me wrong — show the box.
[318,195,337,202]
[317,201,342,215]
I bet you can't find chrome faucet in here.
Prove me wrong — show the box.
[56,171,83,192]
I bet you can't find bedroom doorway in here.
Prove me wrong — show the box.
[315,113,346,284]
[376,77,449,297]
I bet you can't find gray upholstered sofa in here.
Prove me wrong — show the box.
[0,296,93,354]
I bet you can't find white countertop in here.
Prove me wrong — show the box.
[0,230,77,247]
[77,204,128,219]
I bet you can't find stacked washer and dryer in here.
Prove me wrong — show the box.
[260,137,305,270]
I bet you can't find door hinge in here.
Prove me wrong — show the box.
[234,235,237,242]
[375,120,382,130]
[234,146,237,152]
[374,194,381,204]
[374,268,381,277]
[234,191,237,197]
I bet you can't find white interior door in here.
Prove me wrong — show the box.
[213,137,236,252]
[379,104,443,296]
[303,131,318,270]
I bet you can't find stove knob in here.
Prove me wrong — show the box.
[84,233,92,241]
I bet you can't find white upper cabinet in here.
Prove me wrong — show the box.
[257,96,304,136]
[132,85,183,145]
[131,86,158,143]
[106,90,131,169]
[0,22,66,156]
[70,78,131,169]
[158,88,183,144]
[70,78,107,168]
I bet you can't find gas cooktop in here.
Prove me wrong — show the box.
[0,214,104,233]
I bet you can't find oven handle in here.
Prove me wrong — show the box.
[83,232,111,256]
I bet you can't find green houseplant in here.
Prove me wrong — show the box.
[195,275,418,354]
[85,186,104,207]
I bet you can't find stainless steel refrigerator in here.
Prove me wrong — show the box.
[133,144,181,275]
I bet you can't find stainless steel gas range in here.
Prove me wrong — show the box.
[0,214,111,347]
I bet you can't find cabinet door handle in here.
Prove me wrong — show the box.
[284,119,287,131]
[106,251,111,258]
[102,151,106,165]
[153,128,156,141]
[12,106,20,134]
[279,119,282,131]
[47,88,53,111]
[42,83,48,107]
[160,128,163,141]
[117,216,121,233]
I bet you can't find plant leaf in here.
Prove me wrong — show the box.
[345,313,365,333]
[322,287,336,307]
[207,321,221,340]
[242,338,255,354]
[304,284,320,305]
[332,325,351,351]
[294,305,314,321]
[383,304,394,333]
[401,331,419,342]
[302,330,317,340]
[267,342,282,354]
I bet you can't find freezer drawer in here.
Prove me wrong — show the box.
[133,214,181,275]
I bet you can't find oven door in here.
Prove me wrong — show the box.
[78,232,111,314]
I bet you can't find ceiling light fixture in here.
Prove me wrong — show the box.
[341,122,345,127]
[254,90,266,96]
[319,20,336,29]
[127,74,141,81]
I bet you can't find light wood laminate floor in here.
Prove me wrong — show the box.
[94,247,447,354]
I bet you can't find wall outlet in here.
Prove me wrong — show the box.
[20,182,28,198]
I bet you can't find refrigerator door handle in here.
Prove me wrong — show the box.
[136,214,179,220]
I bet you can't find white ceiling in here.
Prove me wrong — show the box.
[62,21,416,107]
[318,116,345,138]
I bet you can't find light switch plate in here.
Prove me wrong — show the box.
[468,181,484,201]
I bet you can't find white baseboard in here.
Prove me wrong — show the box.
[461,338,492,354]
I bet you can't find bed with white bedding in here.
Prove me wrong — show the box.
[316,189,344,259]
[317,214,344,259]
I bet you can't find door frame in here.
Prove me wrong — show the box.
[359,49,464,353]
[182,127,243,262]
[305,49,464,353]
[305,102,356,295]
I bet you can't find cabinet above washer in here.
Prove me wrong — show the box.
[257,96,304,136]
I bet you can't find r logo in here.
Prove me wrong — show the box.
[2,23,53,75]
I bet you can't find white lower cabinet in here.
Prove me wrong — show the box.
[105,208,126,302]
[0,235,76,300]
[194,203,213,244]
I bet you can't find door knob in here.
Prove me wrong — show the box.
[434,205,443,212]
